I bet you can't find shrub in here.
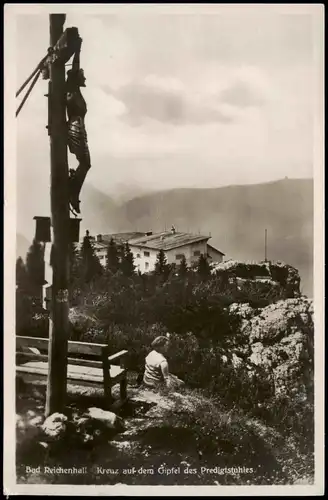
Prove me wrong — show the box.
[16,290,49,338]
[172,389,286,484]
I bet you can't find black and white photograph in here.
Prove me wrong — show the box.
[4,3,324,495]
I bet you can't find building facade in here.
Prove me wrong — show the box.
[81,227,225,273]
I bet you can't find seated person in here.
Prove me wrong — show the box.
[143,336,184,391]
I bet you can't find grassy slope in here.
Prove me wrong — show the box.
[16,381,314,486]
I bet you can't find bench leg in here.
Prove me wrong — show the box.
[104,385,113,409]
[120,377,127,402]
[102,359,113,409]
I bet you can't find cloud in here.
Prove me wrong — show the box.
[219,79,265,108]
[104,78,233,126]
[218,66,272,108]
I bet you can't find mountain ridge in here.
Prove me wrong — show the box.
[16,178,313,295]
[116,178,313,296]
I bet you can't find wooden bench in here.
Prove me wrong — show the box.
[16,336,128,408]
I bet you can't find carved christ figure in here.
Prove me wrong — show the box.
[66,38,91,215]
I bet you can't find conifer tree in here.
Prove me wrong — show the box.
[121,242,135,277]
[178,254,188,278]
[80,231,103,283]
[197,253,211,281]
[25,239,45,299]
[154,249,170,279]
[117,242,125,266]
[106,237,120,274]
[16,256,28,290]
[68,242,81,286]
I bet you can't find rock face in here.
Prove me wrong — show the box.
[207,260,311,400]
[228,297,314,400]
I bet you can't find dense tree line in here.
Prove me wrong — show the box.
[15,233,214,337]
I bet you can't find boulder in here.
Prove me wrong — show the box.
[85,407,124,430]
[70,407,125,445]
[240,298,313,344]
[42,413,68,442]
[72,415,99,444]
[229,302,255,320]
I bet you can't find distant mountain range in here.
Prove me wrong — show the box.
[16,178,313,296]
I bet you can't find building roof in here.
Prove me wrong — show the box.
[128,231,210,251]
[85,232,145,249]
[102,232,145,243]
[93,241,108,249]
[207,244,225,256]
[81,231,225,255]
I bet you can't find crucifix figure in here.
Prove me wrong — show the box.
[66,38,91,215]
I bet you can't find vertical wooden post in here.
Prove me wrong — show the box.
[264,228,268,263]
[45,14,70,417]
[102,348,113,409]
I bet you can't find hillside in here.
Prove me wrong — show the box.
[78,184,122,237]
[16,183,121,244]
[16,267,314,486]
[120,178,313,296]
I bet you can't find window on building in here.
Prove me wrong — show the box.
[176,253,185,260]
[145,262,149,270]
[144,251,150,257]
[136,253,141,258]
[193,250,201,257]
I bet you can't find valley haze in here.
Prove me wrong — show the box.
[17,177,313,297]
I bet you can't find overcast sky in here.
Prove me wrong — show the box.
[16,6,321,214]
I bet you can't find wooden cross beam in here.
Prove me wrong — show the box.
[42,27,82,79]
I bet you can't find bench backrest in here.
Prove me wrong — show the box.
[16,335,109,358]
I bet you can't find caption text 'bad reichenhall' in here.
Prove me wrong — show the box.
[26,465,255,476]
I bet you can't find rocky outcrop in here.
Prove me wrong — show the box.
[211,260,301,298]
[228,297,314,399]
[241,297,313,344]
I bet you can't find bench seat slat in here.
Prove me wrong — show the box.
[17,361,125,385]
[17,352,103,369]
[18,372,110,390]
